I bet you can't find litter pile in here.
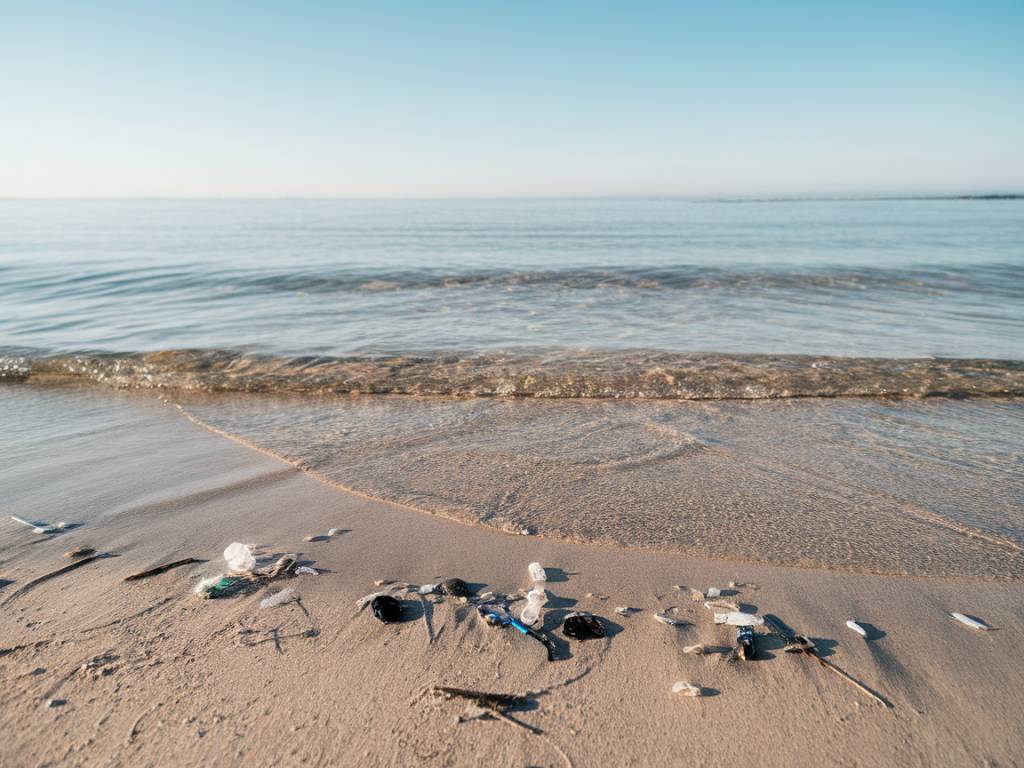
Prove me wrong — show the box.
[193,543,312,600]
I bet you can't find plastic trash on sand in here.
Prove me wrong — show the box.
[194,575,233,598]
[528,562,547,583]
[951,612,989,631]
[224,543,256,572]
[846,620,868,637]
[10,516,65,535]
[672,681,703,697]
[260,588,294,608]
[714,611,763,627]
[372,595,403,623]
[562,612,605,640]
[736,625,755,660]
[519,586,548,627]
[704,600,739,613]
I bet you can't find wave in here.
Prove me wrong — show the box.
[6,263,1023,299]
[4,349,1024,400]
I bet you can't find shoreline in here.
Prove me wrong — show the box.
[2,385,1023,766]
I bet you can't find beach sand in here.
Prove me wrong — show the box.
[2,385,1023,767]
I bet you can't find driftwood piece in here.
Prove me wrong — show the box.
[124,558,203,582]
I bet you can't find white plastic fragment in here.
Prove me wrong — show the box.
[223,542,256,572]
[713,612,763,627]
[846,620,868,637]
[260,588,294,609]
[951,612,989,631]
[10,515,56,534]
[672,681,703,697]
[654,611,687,627]
[294,566,318,576]
[704,600,739,613]
[528,562,547,583]
[683,644,705,655]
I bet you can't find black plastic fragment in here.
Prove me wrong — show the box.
[736,625,755,660]
[371,595,403,623]
[562,613,605,640]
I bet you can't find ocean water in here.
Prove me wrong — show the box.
[2,198,1023,575]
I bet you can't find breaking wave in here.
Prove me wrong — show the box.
[4,349,1023,400]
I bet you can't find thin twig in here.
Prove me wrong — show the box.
[807,651,892,707]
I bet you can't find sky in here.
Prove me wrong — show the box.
[1,1,1022,198]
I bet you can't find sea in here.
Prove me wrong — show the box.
[2,198,1022,576]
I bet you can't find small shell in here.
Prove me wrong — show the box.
[689,588,705,602]
[706,587,722,598]
[327,528,343,536]
[64,546,96,559]
[303,535,316,542]
[374,579,394,587]
[586,592,609,601]
[615,607,639,616]
[672,681,703,697]
[294,566,318,576]
[951,612,989,631]
[683,644,705,655]
[846,620,867,637]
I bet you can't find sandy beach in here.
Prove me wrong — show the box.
[2,384,1022,767]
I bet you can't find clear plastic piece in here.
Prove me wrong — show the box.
[223,542,256,572]
[520,586,548,626]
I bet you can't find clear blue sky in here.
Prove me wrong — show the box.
[2,1,1022,197]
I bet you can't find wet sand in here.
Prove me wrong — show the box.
[2,385,1023,767]
[179,391,1024,578]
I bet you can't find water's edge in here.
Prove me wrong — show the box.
[4,349,1024,400]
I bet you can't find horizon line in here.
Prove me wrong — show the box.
[0,192,1021,203]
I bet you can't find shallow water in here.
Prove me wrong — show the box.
[176,391,1024,578]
